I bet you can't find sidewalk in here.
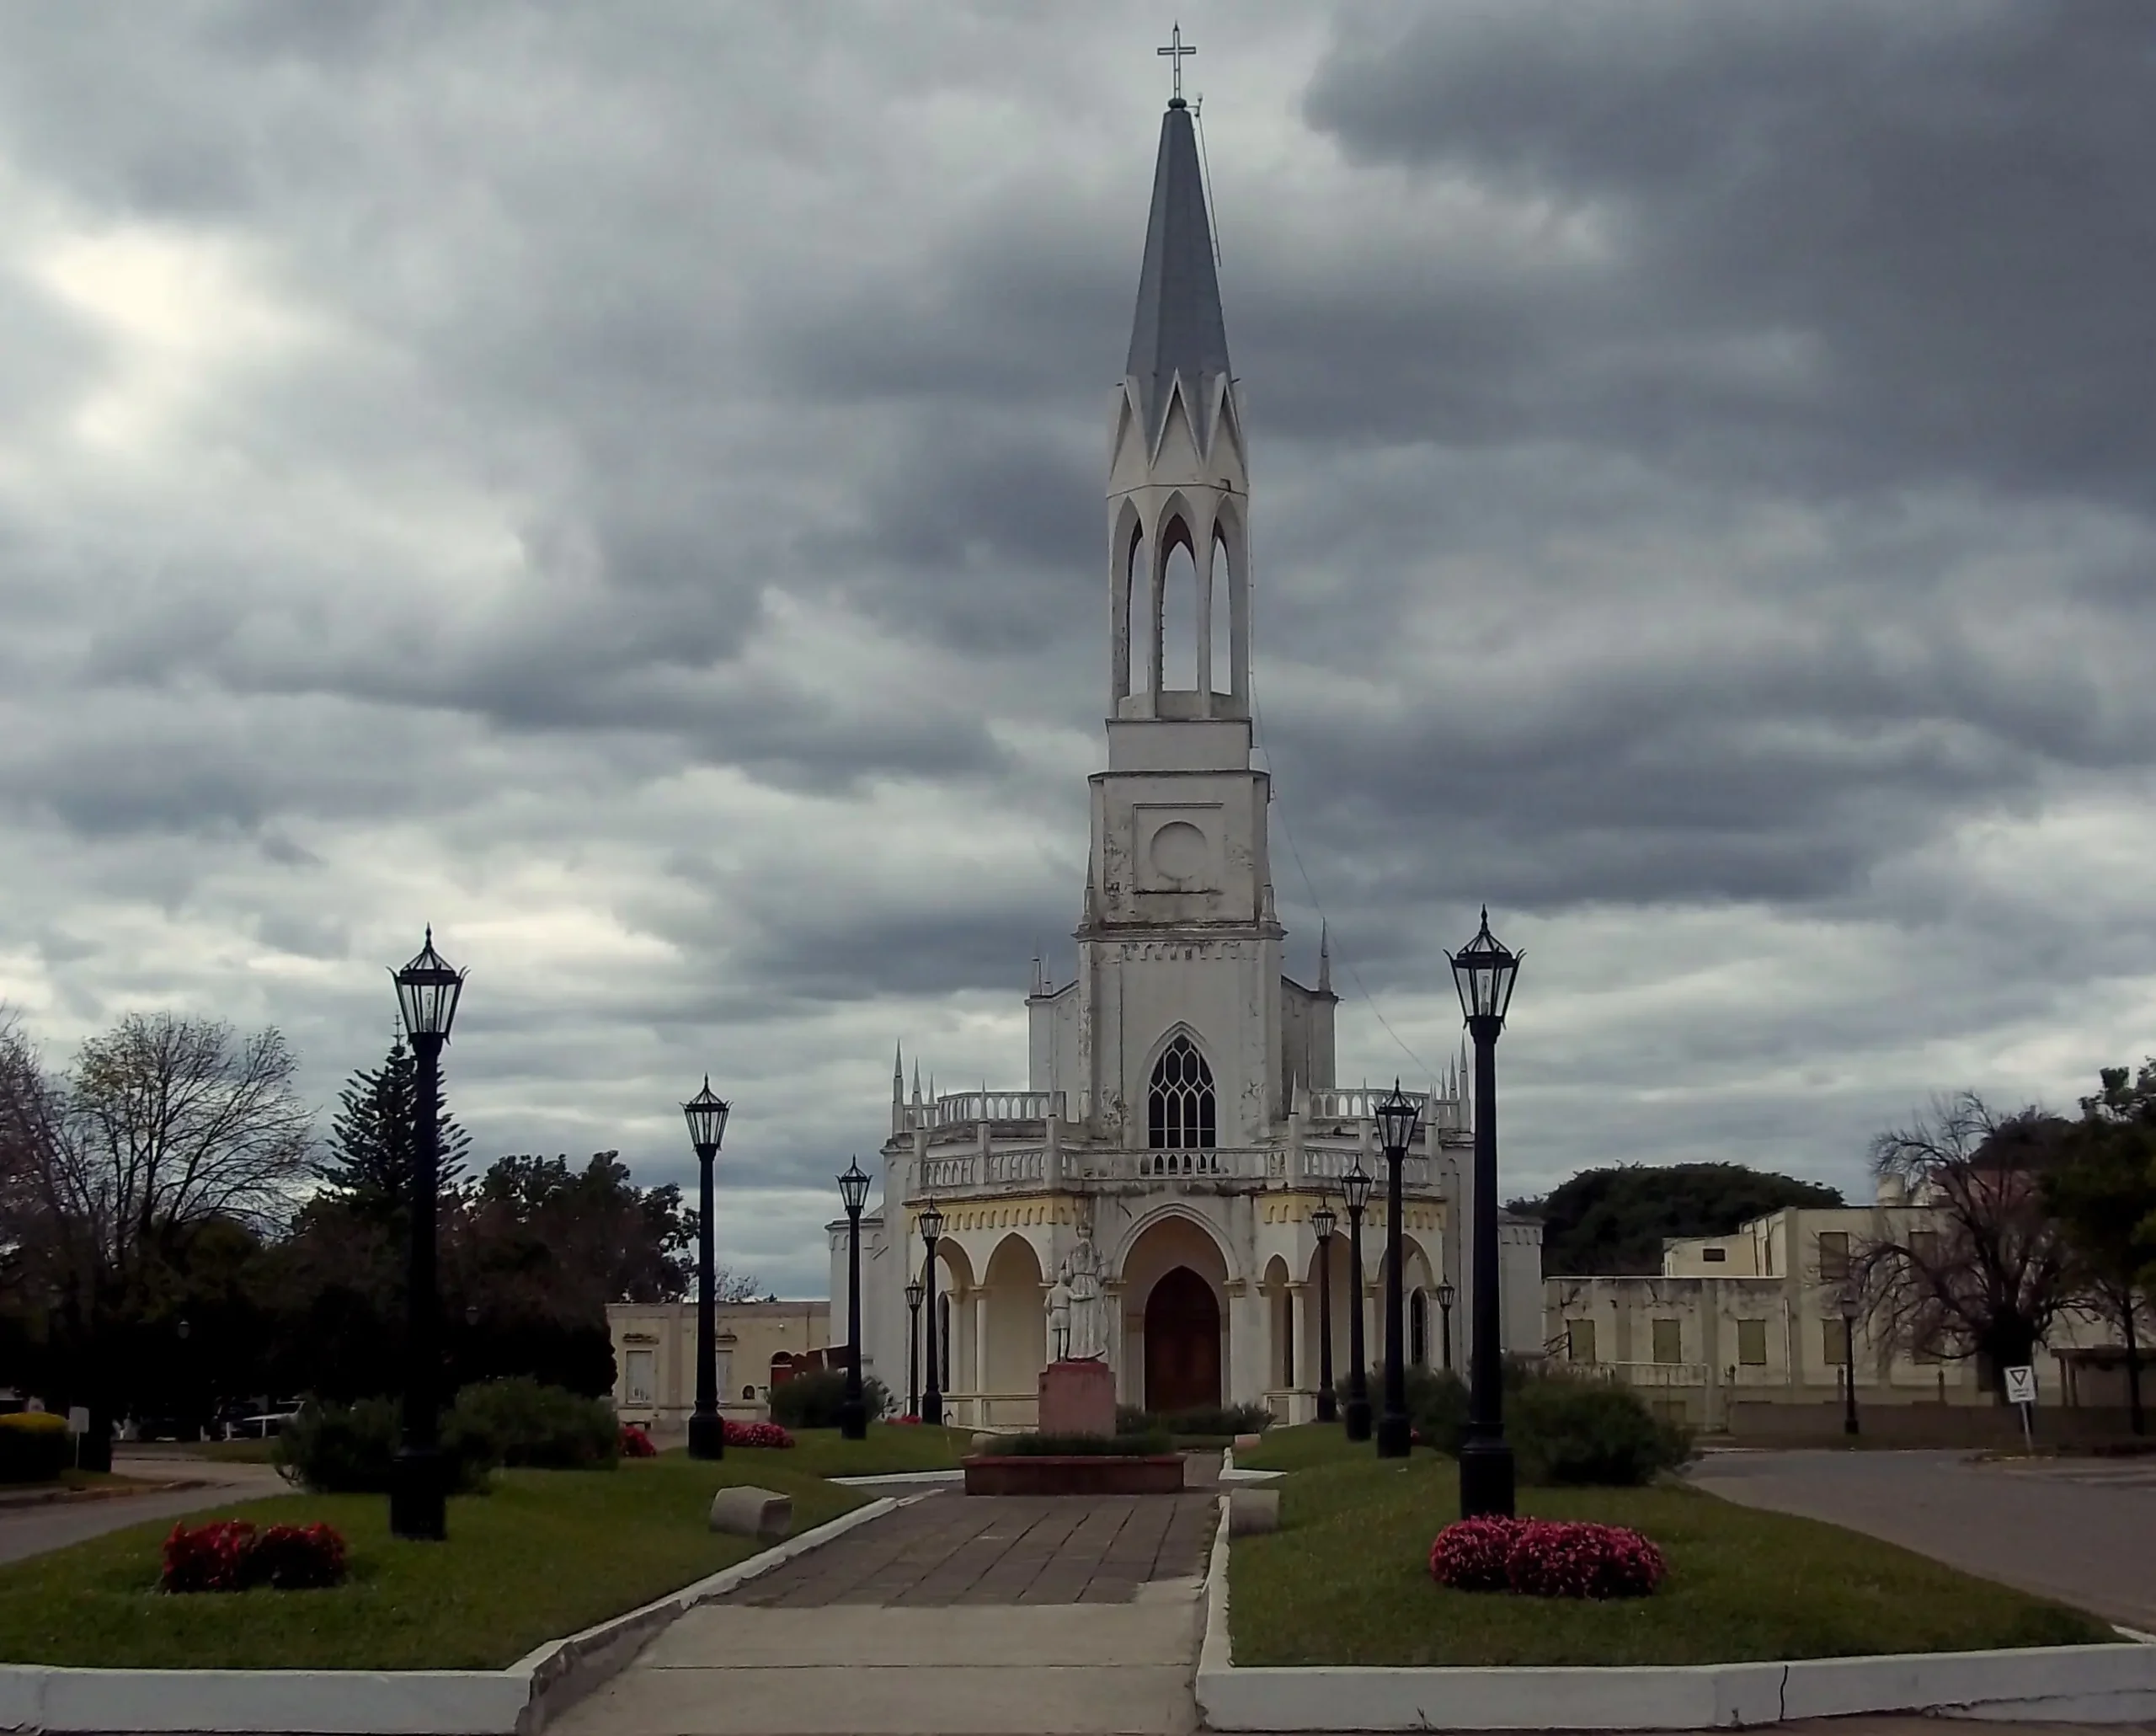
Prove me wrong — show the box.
[552,1492,1211,1736]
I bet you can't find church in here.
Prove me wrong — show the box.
[830,92,1546,1427]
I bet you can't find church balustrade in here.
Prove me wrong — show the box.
[1305,1085,1464,1133]
[1300,1146,1436,1191]
[1069,1147,1279,1183]
[899,1090,1067,1133]
[914,1147,1047,1195]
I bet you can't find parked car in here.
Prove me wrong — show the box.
[231,1411,298,1440]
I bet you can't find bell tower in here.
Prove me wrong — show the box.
[1049,90,1286,1150]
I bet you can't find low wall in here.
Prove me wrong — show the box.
[1724,1402,2140,1448]
[962,1455,1184,1496]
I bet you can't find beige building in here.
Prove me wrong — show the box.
[606,1300,830,1432]
[1544,1190,2131,1436]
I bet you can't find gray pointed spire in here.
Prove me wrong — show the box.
[892,1042,905,1104]
[1125,99,1230,450]
[912,1060,923,1104]
[1317,921,1333,994]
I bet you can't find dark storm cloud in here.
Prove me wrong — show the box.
[1296,2,2156,505]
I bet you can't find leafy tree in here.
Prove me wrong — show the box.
[1861,1093,2076,1400]
[1512,1162,1844,1275]
[2044,1061,2156,1433]
[318,1034,470,1223]
[0,1012,312,1463]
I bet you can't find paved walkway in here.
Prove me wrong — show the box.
[556,1489,1214,1736]
[0,1456,286,1566]
[1689,1448,2156,1632]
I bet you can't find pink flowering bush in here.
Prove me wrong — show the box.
[618,1423,657,1458]
[161,1520,349,1593]
[1427,1517,1519,1592]
[1428,1516,1665,1600]
[723,1419,795,1449]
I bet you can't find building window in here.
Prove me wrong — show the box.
[1822,1320,1849,1365]
[1701,1247,1727,1263]
[1566,1318,1598,1364]
[1736,1320,1768,1366]
[1651,1319,1683,1365]
[624,1349,655,1407]
[1410,1290,1428,1367]
[1908,1230,1941,1268]
[1148,1035,1217,1149]
[1817,1231,1850,1282]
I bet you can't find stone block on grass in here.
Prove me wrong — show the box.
[970,1431,1001,1455]
[1228,1488,1279,1536]
[1231,1432,1265,1452]
[708,1486,792,1542]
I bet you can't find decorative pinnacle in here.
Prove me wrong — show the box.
[1157,21,1195,106]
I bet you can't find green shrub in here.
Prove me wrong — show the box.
[275,1397,496,1495]
[1404,1368,1469,1454]
[766,1369,892,1430]
[995,1431,1175,1456]
[1510,1378,1694,1487]
[1115,1403,1269,1439]
[452,1377,616,1469]
[0,1412,71,1483]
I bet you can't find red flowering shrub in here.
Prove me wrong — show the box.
[1428,1517,1665,1600]
[894,1414,921,1426]
[161,1520,350,1593]
[723,1419,795,1449]
[248,1524,348,1590]
[618,1423,657,1458]
[1428,1517,1520,1592]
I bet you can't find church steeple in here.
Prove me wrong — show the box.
[1108,89,1250,723]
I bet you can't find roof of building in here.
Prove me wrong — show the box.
[1125,101,1231,448]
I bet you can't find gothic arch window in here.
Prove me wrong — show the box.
[1148,1034,1216,1150]
[1410,1290,1429,1367]
[1158,516,1198,691]
[1210,521,1235,697]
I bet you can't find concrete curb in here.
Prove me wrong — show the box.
[1194,1493,2156,1730]
[0,1493,914,1733]
[826,1467,964,1487]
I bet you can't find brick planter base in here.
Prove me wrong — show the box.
[962,1454,1187,1496]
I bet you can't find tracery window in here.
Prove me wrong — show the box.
[1147,1034,1216,1149]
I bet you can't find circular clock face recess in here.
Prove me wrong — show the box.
[1149,820,1208,880]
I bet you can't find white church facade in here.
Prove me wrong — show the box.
[830,95,1545,1428]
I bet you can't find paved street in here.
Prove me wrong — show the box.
[1689,1448,2156,1633]
[556,1490,1214,1735]
[0,1456,286,1566]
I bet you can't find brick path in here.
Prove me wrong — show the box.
[723,1491,1215,1608]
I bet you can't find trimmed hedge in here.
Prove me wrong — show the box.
[1115,1403,1271,1439]
[995,1430,1176,1457]
[766,1369,892,1429]
[454,1377,617,1469]
[1406,1366,1692,1487]
[275,1397,494,1495]
[0,1411,70,1484]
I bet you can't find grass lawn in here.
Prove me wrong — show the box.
[0,1454,863,1671]
[1232,1422,1366,1474]
[777,1424,969,1477]
[1230,1452,2113,1667]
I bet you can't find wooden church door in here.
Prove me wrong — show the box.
[1144,1266,1221,1413]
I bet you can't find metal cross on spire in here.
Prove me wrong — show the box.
[1157,22,1195,107]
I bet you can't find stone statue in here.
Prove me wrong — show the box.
[1065,1236,1107,1362]
[1046,1269,1073,1361]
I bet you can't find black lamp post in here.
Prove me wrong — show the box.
[1437,1279,1456,1372]
[1310,1203,1338,1424]
[905,1276,925,1421]
[1450,906,1522,1519]
[390,927,466,1541]
[682,1076,732,1461]
[1374,1082,1422,1460]
[919,1199,945,1427]
[1341,1164,1374,1442]
[1840,1290,1860,1437]
[837,1157,872,1440]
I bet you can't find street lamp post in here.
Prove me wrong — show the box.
[919,1199,945,1427]
[1374,1083,1422,1459]
[1840,1291,1860,1437]
[1341,1165,1374,1442]
[905,1277,925,1421]
[1450,906,1523,1520]
[390,927,466,1541]
[1311,1203,1338,1424]
[682,1077,733,1461]
[837,1158,872,1440]
[1437,1280,1456,1372]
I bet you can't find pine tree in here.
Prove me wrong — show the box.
[318,1034,472,1218]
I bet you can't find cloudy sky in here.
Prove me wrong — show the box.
[2,2,2152,1295]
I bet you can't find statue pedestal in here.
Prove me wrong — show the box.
[1038,1358,1117,1436]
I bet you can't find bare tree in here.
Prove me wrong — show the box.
[1861,1092,2075,1398]
[0,1012,312,1450]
